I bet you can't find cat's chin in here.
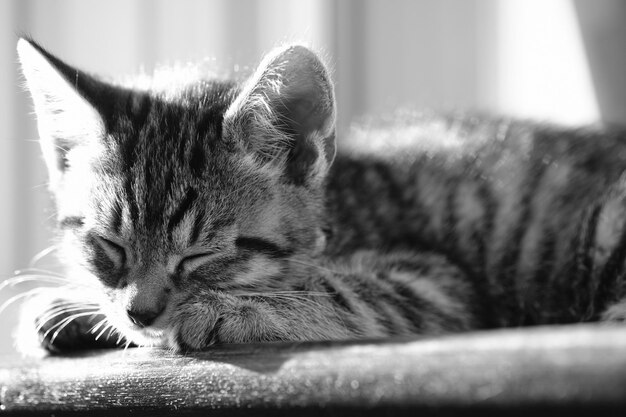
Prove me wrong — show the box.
[123,327,168,348]
[105,316,168,348]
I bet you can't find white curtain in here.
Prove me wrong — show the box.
[0,0,614,354]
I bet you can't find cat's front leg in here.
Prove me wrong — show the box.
[168,284,359,351]
[168,251,480,351]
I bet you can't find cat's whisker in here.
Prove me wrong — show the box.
[274,294,334,311]
[44,311,99,344]
[9,270,102,292]
[0,276,99,299]
[263,293,326,307]
[106,324,118,340]
[1,276,71,293]
[89,318,108,334]
[31,181,51,190]
[280,291,330,296]
[234,290,330,297]
[36,305,99,333]
[0,287,54,317]
[48,319,83,346]
[94,322,112,341]
[104,323,117,340]
[234,291,333,314]
[1,278,52,295]
[39,298,97,312]
[51,143,70,154]
[44,209,59,222]
[42,300,94,312]
[266,290,330,296]
[40,296,88,307]
[47,310,102,344]
[13,268,66,278]
[238,294,330,311]
[122,340,132,356]
[27,245,59,268]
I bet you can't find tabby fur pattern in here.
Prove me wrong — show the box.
[12,38,626,353]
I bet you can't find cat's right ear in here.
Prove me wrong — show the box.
[17,38,106,188]
[223,45,336,189]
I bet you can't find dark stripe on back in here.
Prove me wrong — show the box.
[364,275,421,334]
[318,276,356,314]
[430,175,496,329]
[451,180,498,329]
[410,162,435,241]
[375,272,430,332]
[344,276,404,336]
[527,227,557,324]
[167,188,198,236]
[391,276,468,331]
[592,223,626,316]
[476,181,497,275]
[497,160,548,325]
[572,203,602,319]
[443,177,460,256]
[372,160,407,216]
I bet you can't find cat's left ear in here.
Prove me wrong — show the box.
[224,45,336,187]
[17,38,108,189]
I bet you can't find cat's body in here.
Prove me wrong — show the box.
[329,116,626,328]
[13,38,626,353]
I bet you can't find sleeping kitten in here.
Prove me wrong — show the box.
[13,37,626,353]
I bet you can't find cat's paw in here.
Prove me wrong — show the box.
[168,291,222,351]
[35,302,92,352]
[167,291,287,352]
[17,290,116,354]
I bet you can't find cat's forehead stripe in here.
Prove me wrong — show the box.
[167,188,198,237]
[190,207,205,245]
[124,176,140,225]
[110,199,124,234]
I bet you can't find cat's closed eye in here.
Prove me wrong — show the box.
[95,236,127,269]
[176,252,218,275]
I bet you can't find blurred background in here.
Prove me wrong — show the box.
[1,0,625,355]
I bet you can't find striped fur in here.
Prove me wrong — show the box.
[15,38,626,354]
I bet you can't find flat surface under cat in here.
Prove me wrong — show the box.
[2,324,626,415]
[13,37,626,353]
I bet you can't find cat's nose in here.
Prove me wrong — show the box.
[127,307,163,328]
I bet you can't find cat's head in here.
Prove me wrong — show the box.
[17,38,336,346]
